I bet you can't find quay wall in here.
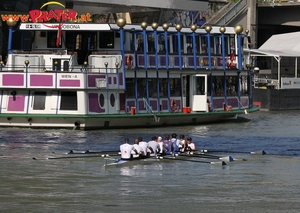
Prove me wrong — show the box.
[253,88,300,110]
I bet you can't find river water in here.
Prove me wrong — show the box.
[1,110,300,213]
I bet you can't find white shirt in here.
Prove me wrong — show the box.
[148,140,160,156]
[187,142,196,150]
[177,139,185,151]
[133,144,143,158]
[139,141,149,156]
[120,143,135,159]
[157,141,164,153]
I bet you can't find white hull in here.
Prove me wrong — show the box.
[0,111,242,130]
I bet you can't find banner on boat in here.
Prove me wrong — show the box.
[19,23,111,31]
[1,1,91,23]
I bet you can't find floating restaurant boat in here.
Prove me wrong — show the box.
[0,3,258,130]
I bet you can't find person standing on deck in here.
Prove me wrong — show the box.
[133,138,144,158]
[138,136,153,157]
[120,138,138,160]
[148,136,160,157]
[185,137,196,151]
[163,134,174,154]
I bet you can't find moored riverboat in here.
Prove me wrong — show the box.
[0,2,257,129]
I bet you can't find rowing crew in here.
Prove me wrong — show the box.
[120,134,197,160]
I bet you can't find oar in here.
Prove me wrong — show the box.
[200,149,267,155]
[190,152,247,161]
[33,154,115,160]
[67,150,120,155]
[179,152,234,162]
[158,156,226,166]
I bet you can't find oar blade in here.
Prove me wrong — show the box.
[250,151,267,155]
[219,156,234,162]
[210,161,227,166]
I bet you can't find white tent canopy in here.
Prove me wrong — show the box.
[245,31,300,89]
[246,31,300,57]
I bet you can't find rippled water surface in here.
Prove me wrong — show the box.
[1,111,300,213]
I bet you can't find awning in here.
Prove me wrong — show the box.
[246,31,300,57]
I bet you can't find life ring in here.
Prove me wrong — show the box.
[170,99,177,112]
[126,55,133,68]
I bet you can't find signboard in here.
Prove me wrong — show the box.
[1,1,91,23]
[281,78,300,89]
[19,23,111,31]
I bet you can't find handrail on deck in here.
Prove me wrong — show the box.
[214,0,248,26]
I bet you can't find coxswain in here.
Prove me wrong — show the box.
[185,137,196,151]
[120,138,138,160]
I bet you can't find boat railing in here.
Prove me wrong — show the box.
[127,53,233,70]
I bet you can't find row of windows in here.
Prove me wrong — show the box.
[31,76,248,110]
[126,78,182,98]
[47,31,238,56]
[33,91,77,110]
[207,76,248,96]
[47,31,114,49]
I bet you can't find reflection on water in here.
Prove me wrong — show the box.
[1,111,300,212]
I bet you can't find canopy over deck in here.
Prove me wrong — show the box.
[245,31,300,89]
[246,31,300,57]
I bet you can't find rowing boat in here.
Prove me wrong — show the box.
[104,156,160,167]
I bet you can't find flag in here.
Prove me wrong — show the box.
[56,24,62,47]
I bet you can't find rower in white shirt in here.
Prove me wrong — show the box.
[157,136,169,155]
[148,136,160,157]
[177,134,186,152]
[120,138,138,160]
[185,137,196,151]
[138,136,153,157]
[133,138,144,158]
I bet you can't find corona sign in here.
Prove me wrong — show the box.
[1,1,91,23]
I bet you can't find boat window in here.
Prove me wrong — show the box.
[171,34,184,54]
[47,32,62,48]
[159,79,168,98]
[186,35,199,54]
[60,91,77,110]
[194,76,205,95]
[110,93,115,107]
[148,78,158,98]
[125,78,135,98]
[215,35,230,55]
[33,91,46,110]
[137,79,146,98]
[99,94,105,107]
[126,77,181,99]
[136,34,144,52]
[170,78,182,96]
[229,35,236,54]
[99,32,114,48]
[208,76,241,97]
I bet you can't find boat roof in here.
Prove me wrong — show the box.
[246,31,300,57]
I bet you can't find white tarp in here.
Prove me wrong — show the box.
[247,31,300,57]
